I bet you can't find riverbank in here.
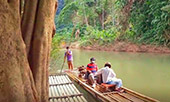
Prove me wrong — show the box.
[70,41,170,54]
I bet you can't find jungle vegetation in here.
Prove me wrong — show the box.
[54,0,170,48]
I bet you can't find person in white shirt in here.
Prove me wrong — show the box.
[94,62,123,91]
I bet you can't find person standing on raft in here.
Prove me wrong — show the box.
[64,46,74,71]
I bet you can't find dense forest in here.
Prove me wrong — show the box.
[0,0,169,102]
[53,0,170,50]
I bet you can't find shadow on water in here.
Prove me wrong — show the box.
[50,49,170,102]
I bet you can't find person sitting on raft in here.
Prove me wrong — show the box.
[85,57,98,88]
[92,62,123,91]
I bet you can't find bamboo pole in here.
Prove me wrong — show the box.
[54,76,67,102]
[70,84,87,102]
[65,74,87,102]
[122,87,159,102]
[66,76,82,101]
[49,77,53,102]
[67,72,113,102]
[67,72,159,102]
[51,76,61,102]
[118,93,144,102]
[104,92,134,102]
[54,75,68,102]
[57,75,73,102]
[107,94,120,102]
[60,75,78,102]
[62,75,70,83]
[49,74,88,102]
[63,75,82,102]
[65,75,73,83]
[63,75,85,102]
[50,76,58,102]
[116,93,134,102]
[69,79,87,102]
[55,85,62,102]
[49,76,52,98]
[68,84,81,102]
[53,76,62,102]
[62,75,80,102]
[49,82,72,86]
[53,76,63,102]
[50,76,55,97]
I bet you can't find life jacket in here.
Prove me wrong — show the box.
[86,63,98,73]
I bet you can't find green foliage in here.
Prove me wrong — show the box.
[50,28,77,71]
[162,4,170,12]
[51,27,74,59]
[114,0,127,9]
[51,35,62,59]
[129,0,170,45]
[54,0,170,48]
[79,26,120,46]
[57,0,116,28]
[58,1,78,25]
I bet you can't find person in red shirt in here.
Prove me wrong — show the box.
[87,57,98,73]
[85,57,98,87]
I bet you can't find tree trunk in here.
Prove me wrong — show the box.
[28,0,56,101]
[83,1,89,26]
[0,1,38,102]
[21,0,39,55]
[102,7,105,29]
[121,0,135,31]
[0,0,57,102]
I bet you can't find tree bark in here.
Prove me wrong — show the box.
[0,0,57,102]
[83,1,89,26]
[0,1,38,102]
[102,7,105,29]
[26,0,56,101]
[21,0,39,55]
[52,2,58,37]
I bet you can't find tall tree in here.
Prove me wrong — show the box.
[0,0,57,102]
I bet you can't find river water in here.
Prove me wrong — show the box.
[51,49,170,102]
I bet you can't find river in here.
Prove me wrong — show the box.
[50,49,170,102]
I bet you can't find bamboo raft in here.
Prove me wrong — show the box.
[49,74,87,102]
[66,71,159,102]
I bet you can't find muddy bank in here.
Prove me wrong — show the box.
[70,41,170,54]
